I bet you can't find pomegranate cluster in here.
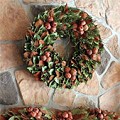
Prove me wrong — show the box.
[24,4,103,89]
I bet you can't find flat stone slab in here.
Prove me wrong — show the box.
[15,70,52,106]
[0,72,18,105]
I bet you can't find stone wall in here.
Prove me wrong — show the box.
[0,0,120,114]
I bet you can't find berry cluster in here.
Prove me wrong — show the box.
[27,107,43,119]
[57,111,73,120]
[65,67,77,81]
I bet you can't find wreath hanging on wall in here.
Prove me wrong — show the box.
[23,4,103,89]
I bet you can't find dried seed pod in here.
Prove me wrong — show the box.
[81,12,88,18]
[35,19,43,27]
[28,60,33,66]
[39,40,45,45]
[91,54,97,61]
[74,31,79,38]
[34,40,39,47]
[24,52,30,58]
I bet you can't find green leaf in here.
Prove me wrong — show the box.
[9,116,21,120]
[48,69,54,75]
[54,77,60,84]
[48,62,54,68]
[42,66,47,72]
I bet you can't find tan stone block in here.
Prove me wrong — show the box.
[53,89,76,107]
[106,35,120,59]
[15,70,51,105]
[97,23,112,40]
[0,0,29,40]
[99,85,120,112]
[102,62,120,89]
[75,0,104,18]
[0,44,23,71]
[73,96,95,108]
[103,0,120,33]
[75,73,99,95]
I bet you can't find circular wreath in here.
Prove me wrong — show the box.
[24,4,103,89]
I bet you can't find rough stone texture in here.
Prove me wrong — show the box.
[53,89,76,107]
[97,23,112,40]
[23,0,72,4]
[0,0,29,40]
[103,0,120,33]
[75,0,104,18]
[75,73,99,95]
[106,35,120,59]
[99,85,120,112]
[0,44,23,71]
[0,72,18,105]
[15,70,51,105]
[72,96,95,108]
[97,49,111,75]
[101,62,120,89]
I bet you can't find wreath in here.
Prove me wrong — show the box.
[2,107,120,119]
[23,4,103,89]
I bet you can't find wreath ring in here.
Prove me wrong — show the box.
[24,4,103,89]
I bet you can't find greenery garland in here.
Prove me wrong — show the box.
[1,107,120,120]
[24,4,103,89]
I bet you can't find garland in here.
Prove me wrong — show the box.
[1,107,120,120]
[24,4,103,89]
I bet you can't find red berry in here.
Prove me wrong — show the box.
[72,23,78,29]
[87,50,92,55]
[48,16,54,22]
[30,111,37,117]
[33,108,39,114]
[92,48,98,54]
[91,54,97,61]
[80,30,84,35]
[71,75,76,81]
[46,57,52,62]
[65,73,72,79]
[39,60,44,67]
[65,67,71,73]
[50,27,56,32]
[81,21,86,26]
[45,51,50,57]
[36,111,42,119]
[45,22,51,30]
[27,107,33,112]
[62,112,69,118]
[83,24,89,31]
[97,54,101,62]
[70,68,77,76]
[51,21,57,27]
[79,25,84,31]
[74,31,79,38]
[41,55,47,61]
